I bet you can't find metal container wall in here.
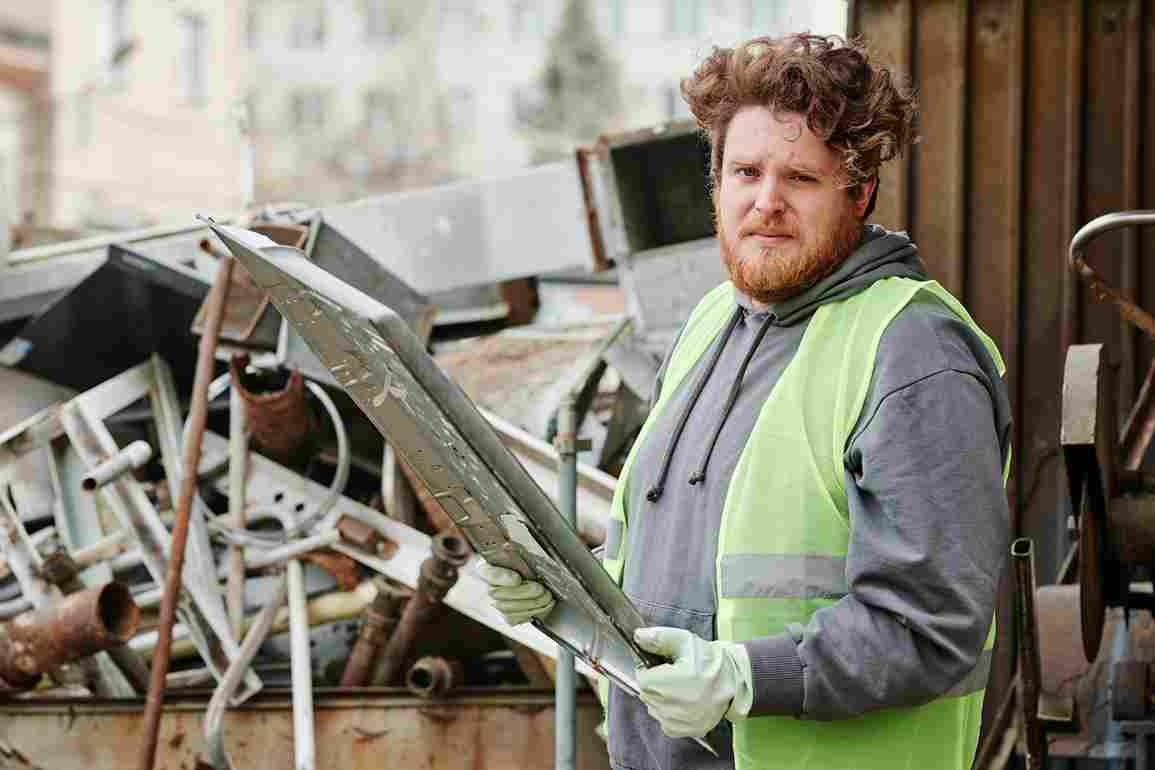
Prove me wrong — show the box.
[852,0,1155,736]
[0,691,610,769]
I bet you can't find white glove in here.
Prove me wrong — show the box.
[477,560,556,626]
[634,626,754,738]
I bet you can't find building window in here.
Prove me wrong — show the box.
[444,85,475,137]
[176,13,206,106]
[364,0,403,42]
[604,0,626,38]
[365,88,404,161]
[289,88,329,132]
[510,0,545,42]
[98,0,130,90]
[440,0,475,38]
[666,0,701,38]
[290,5,326,48]
[246,5,260,49]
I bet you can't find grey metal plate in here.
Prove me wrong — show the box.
[318,161,596,295]
[618,236,727,350]
[275,217,436,386]
[211,223,652,692]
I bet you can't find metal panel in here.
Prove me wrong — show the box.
[278,216,436,386]
[318,162,596,296]
[213,224,654,697]
[617,237,727,351]
[0,692,610,770]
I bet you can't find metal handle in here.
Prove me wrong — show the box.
[1068,210,1155,341]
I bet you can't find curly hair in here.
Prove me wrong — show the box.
[681,34,917,210]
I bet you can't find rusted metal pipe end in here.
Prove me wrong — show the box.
[230,359,319,468]
[0,582,140,689]
[432,533,471,568]
[405,656,462,699]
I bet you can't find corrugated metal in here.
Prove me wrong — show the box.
[852,0,1153,743]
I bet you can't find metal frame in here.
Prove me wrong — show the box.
[0,357,260,703]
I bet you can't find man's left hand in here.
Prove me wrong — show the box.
[633,626,754,738]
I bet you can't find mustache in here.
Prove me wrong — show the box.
[738,214,797,239]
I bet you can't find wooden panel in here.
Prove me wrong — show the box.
[1018,0,1082,587]
[909,0,968,297]
[1079,2,1130,377]
[853,0,913,232]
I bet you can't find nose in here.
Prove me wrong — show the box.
[752,176,786,217]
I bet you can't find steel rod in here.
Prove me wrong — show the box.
[1011,537,1046,770]
[556,395,578,770]
[287,558,315,770]
[138,255,234,770]
[227,369,248,640]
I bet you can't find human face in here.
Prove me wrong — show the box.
[716,106,874,305]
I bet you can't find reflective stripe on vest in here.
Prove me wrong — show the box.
[719,554,848,600]
[603,277,1007,770]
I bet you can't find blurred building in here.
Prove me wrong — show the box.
[0,4,51,237]
[35,0,844,231]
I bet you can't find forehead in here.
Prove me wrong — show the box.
[722,106,839,171]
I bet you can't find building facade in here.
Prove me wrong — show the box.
[44,0,846,230]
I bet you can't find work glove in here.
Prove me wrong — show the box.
[634,626,754,739]
[477,560,556,626]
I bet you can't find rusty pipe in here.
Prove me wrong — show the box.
[0,582,139,691]
[1011,537,1046,770]
[230,356,318,469]
[138,254,234,770]
[340,578,407,687]
[370,533,470,685]
[405,657,463,699]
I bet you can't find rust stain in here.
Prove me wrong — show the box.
[168,731,185,749]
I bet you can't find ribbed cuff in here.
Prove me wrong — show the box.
[740,634,805,717]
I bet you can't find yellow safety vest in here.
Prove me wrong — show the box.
[603,277,1007,770]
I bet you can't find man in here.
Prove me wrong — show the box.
[481,34,1011,770]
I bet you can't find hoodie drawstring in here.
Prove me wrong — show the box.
[688,313,775,486]
[645,307,743,503]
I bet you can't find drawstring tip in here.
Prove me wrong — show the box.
[688,471,705,486]
[646,486,663,502]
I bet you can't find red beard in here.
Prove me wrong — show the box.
[720,211,864,304]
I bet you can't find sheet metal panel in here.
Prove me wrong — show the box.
[319,162,596,295]
[0,692,610,770]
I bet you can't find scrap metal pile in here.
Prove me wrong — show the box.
[0,124,713,769]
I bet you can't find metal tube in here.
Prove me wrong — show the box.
[339,577,407,687]
[227,363,248,640]
[138,255,234,770]
[287,558,315,770]
[80,441,153,491]
[556,395,578,770]
[370,533,470,685]
[0,582,140,690]
[1011,537,1046,770]
[292,381,350,535]
[405,656,463,698]
[205,575,288,770]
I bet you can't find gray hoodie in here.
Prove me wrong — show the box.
[606,225,1012,770]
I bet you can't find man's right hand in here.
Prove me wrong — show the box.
[477,560,557,626]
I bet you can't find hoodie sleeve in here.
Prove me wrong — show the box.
[738,299,1012,720]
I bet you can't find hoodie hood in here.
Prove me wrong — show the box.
[735,224,927,326]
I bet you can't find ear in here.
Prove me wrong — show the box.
[851,176,878,219]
